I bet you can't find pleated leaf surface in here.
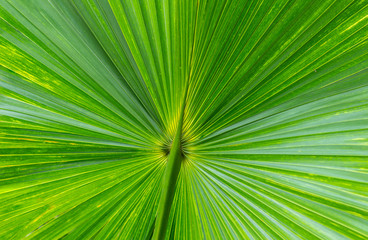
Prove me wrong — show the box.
[0,0,368,239]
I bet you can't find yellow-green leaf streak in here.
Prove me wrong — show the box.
[153,91,187,240]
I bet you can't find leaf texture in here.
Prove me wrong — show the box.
[0,0,368,239]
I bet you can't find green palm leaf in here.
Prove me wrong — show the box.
[1,0,368,239]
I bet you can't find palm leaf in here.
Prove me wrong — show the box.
[1,0,368,239]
